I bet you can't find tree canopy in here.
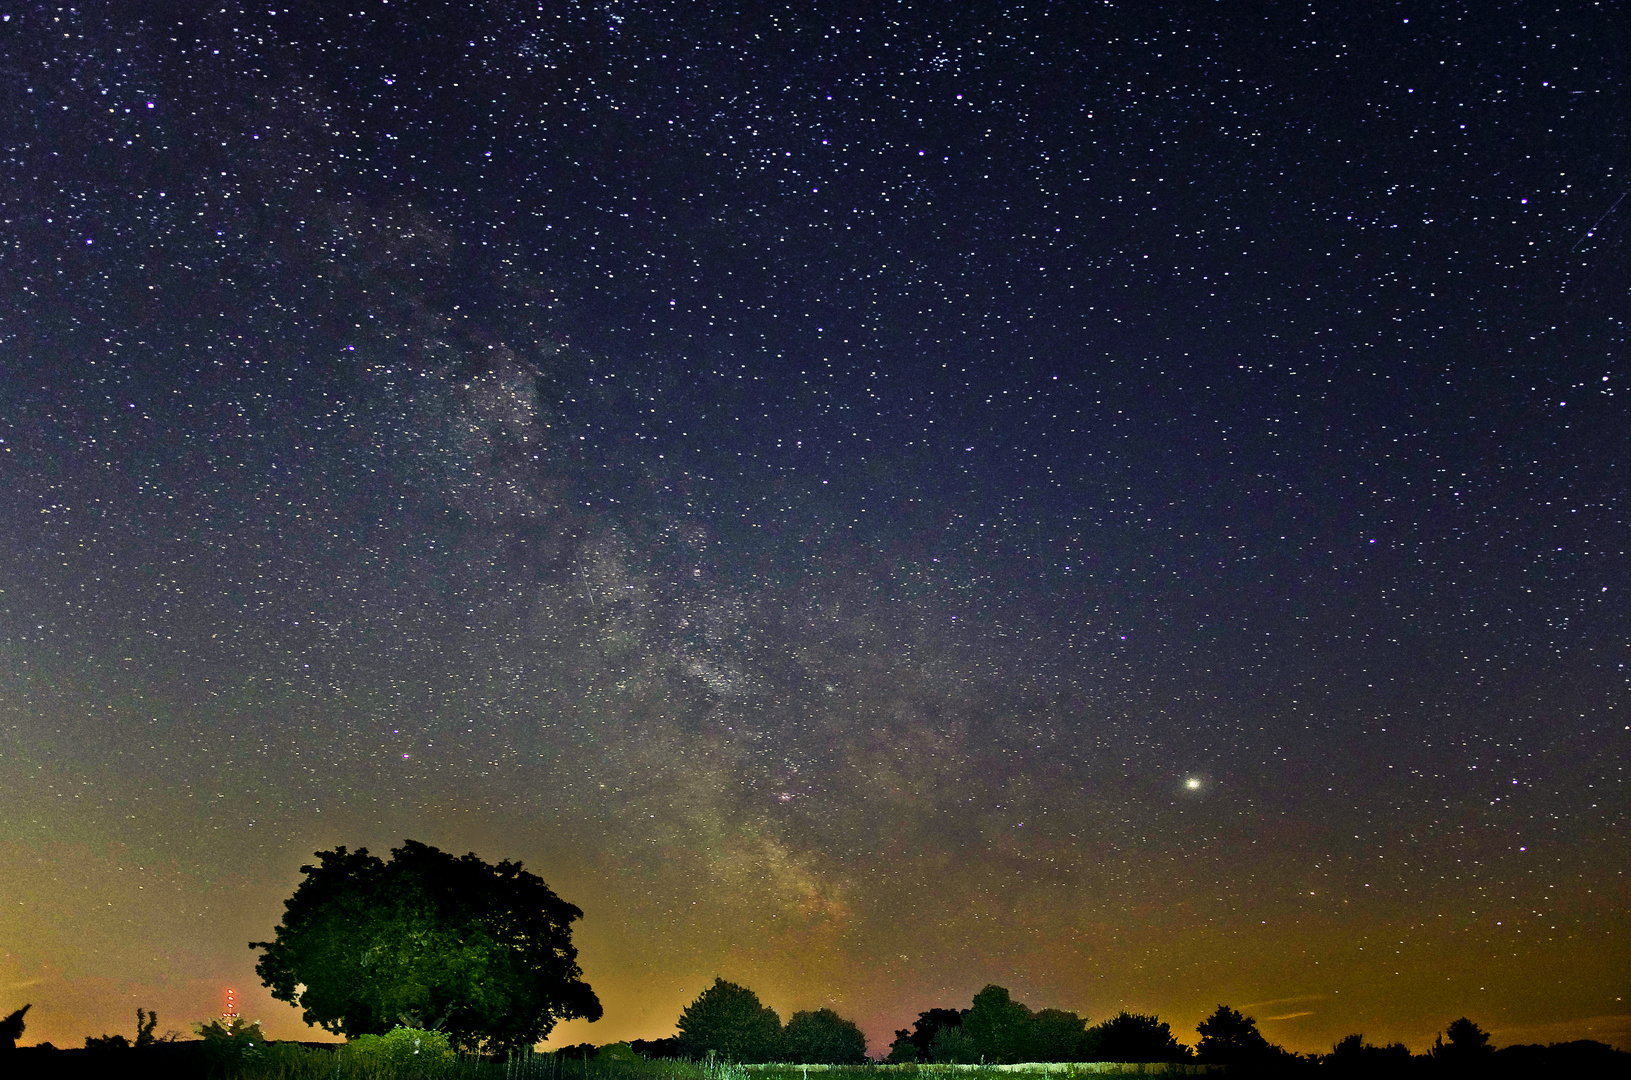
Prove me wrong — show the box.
[782,1008,868,1064]
[888,1007,966,1063]
[675,978,782,1063]
[960,984,1035,1064]
[1432,1017,1494,1075]
[1196,1005,1277,1066]
[1084,1011,1190,1063]
[250,840,601,1053]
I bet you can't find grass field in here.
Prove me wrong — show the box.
[226,1051,1220,1080]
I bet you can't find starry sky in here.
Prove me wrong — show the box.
[1,0,1627,1058]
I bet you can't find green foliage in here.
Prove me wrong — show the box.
[196,1016,269,1072]
[676,978,782,1063]
[781,1008,867,1065]
[1083,1010,1190,1063]
[960,985,1033,1064]
[599,1042,639,1061]
[1028,1009,1089,1063]
[928,1025,982,1064]
[341,1026,458,1070]
[251,840,601,1053]
[884,1034,919,1064]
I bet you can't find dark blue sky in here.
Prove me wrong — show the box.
[1,0,1626,1055]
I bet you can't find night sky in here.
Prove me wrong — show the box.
[2,0,1627,1057]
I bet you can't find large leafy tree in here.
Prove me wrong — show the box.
[1195,1005,1275,1066]
[782,1008,867,1064]
[1084,1011,1190,1062]
[251,841,601,1053]
[1029,1008,1090,1063]
[676,978,782,1063]
[961,985,1035,1064]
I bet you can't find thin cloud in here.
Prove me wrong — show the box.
[1241,994,1330,1010]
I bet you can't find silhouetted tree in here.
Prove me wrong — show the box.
[135,1008,159,1049]
[251,841,601,1053]
[1084,1011,1191,1062]
[961,985,1035,1063]
[783,1008,867,1064]
[1196,1005,1274,1066]
[629,1036,684,1059]
[1324,1033,1410,1076]
[1432,1017,1493,1075]
[889,1007,966,1063]
[555,1042,599,1060]
[0,1005,28,1051]
[1029,1008,1090,1062]
[676,977,782,1063]
[85,1033,131,1050]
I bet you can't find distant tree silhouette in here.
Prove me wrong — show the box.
[961,984,1035,1063]
[84,1033,131,1050]
[1324,1033,1411,1076]
[251,841,601,1053]
[1028,1008,1090,1062]
[629,1036,684,1059]
[135,1007,159,1049]
[554,1042,599,1060]
[1084,1011,1191,1062]
[0,1004,28,1051]
[1491,1039,1631,1075]
[676,977,782,1063]
[1195,1005,1274,1066]
[1432,1017,1494,1075]
[889,1007,966,1063]
[782,1008,867,1064]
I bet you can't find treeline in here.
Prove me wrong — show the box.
[574,978,868,1065]
[3,991,1631,1080]
[602,980,1629,1078]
